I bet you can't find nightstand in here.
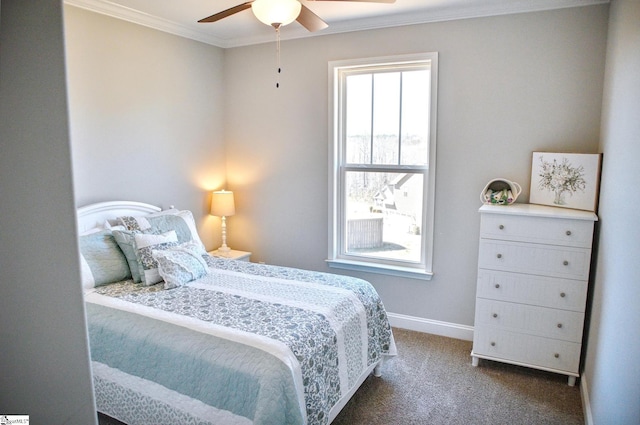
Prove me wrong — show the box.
[208,249,251,262]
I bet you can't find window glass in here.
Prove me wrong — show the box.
[344,171,423,263]
[401,70,430,166]
[372,72,400,165]
[345,74,372,164]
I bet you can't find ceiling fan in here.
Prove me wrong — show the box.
[198,0,396,32]
[199,0,395,88]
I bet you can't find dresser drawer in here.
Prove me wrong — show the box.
[473,327,581,374]
[478,239,591,280]
[474,298,585,342]
[476,270,587,312]
[480,213,594,248]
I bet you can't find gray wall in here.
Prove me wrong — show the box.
[64,5,227,250]
[224,5,609,330]
[584,1,640,423]
[0,1,97,423]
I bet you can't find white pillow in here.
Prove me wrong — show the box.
[175,210,205,249]
[134,231,178,285]
[80,227,103,236]
[80,254,95,290]
[79,221,125,236]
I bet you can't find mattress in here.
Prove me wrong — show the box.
[85,256,396,425]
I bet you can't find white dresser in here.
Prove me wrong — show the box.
[471,204,597,386]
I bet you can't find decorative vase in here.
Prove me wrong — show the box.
[553,190,566,205]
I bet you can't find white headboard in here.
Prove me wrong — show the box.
[77,201,161,233]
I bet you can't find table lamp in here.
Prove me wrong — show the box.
[210,190,235,254]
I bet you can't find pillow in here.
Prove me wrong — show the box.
[134,231,179,286]
[117,208,180,232]
[79,254,95,290]
[79,229,131,289]
[80,226,104,236]
[119,210,204,249]
[112,229,143,283]
[153,241,210,290]
[79,221,125,236]
[103,221,126,231]
[173,210,205,248]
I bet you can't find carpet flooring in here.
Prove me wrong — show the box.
[98,328,584,425]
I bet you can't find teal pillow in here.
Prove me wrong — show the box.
[118,210,204,249]
[147,214,194,244]
[112,229,143,283]
[79,230,131,287]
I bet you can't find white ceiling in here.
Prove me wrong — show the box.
[65,0,608,48]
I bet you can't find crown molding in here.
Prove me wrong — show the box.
[65,0,609,49]
[64,0,228,46]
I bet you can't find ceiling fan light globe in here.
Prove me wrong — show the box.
[252,0,302,27]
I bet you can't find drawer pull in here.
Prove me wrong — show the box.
[557,323,563,329]
[495,284,500,289]
[560,292,566,298]
[492,313,498,318]
[563,260,569,266]
[554,353,560,358]
[566,230,572,236]
[499,225,504,230]
[497,253,502,259]
[491,342,496,347]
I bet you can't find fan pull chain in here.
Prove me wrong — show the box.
[275,25,281,88]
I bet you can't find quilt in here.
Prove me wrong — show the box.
[85,257,396,425]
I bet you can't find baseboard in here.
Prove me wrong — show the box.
[580,373,594,425]
[387,312,474,341]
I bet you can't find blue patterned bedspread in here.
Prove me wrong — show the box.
[86,258,396,425]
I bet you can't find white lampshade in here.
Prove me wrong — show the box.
[211,190,235,217]
[251,0,301,27]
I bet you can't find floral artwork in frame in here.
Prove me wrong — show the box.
[530,152,602,212]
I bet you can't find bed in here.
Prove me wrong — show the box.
[77,201,396,425]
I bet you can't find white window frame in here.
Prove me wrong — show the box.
[327,53,438,280]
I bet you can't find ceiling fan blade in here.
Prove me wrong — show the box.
[198,2,253,23]
[311,0,395,3]
[297,4,329,32]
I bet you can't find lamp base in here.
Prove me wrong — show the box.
[218,216,231,256]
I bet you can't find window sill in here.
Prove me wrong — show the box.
[326,259,433,281]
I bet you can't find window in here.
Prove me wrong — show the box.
[328,53,438,280]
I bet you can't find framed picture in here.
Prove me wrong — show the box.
[530,152,602,212]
